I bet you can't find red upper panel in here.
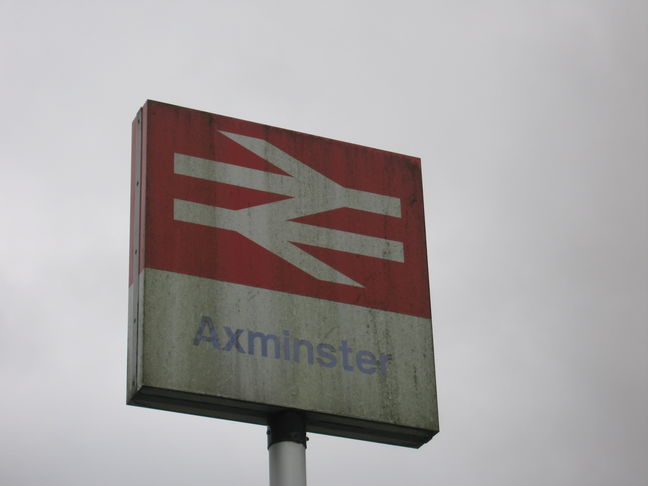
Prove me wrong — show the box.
[133,100,431,318]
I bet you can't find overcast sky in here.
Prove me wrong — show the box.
[1,1,646,485]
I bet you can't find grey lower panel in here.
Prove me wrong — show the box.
[129,386,437,448]
[129,269,438,447]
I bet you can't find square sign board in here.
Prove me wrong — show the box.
[128,100,438,447]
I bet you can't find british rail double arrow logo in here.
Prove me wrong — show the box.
[173,131,403,288]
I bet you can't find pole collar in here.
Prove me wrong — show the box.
[267,410,308,449]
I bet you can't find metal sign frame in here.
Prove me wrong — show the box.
[127,100,438,448]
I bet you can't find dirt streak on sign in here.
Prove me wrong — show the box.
[127,100,438,448]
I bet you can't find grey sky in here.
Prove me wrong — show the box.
[1,1,646,485]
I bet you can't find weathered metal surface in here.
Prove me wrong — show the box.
[127,100,438,447]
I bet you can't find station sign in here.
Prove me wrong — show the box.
[127,100,438,447]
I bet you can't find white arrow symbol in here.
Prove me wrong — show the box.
[173,131,403,287]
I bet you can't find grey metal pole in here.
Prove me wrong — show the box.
[268,411,307,486]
